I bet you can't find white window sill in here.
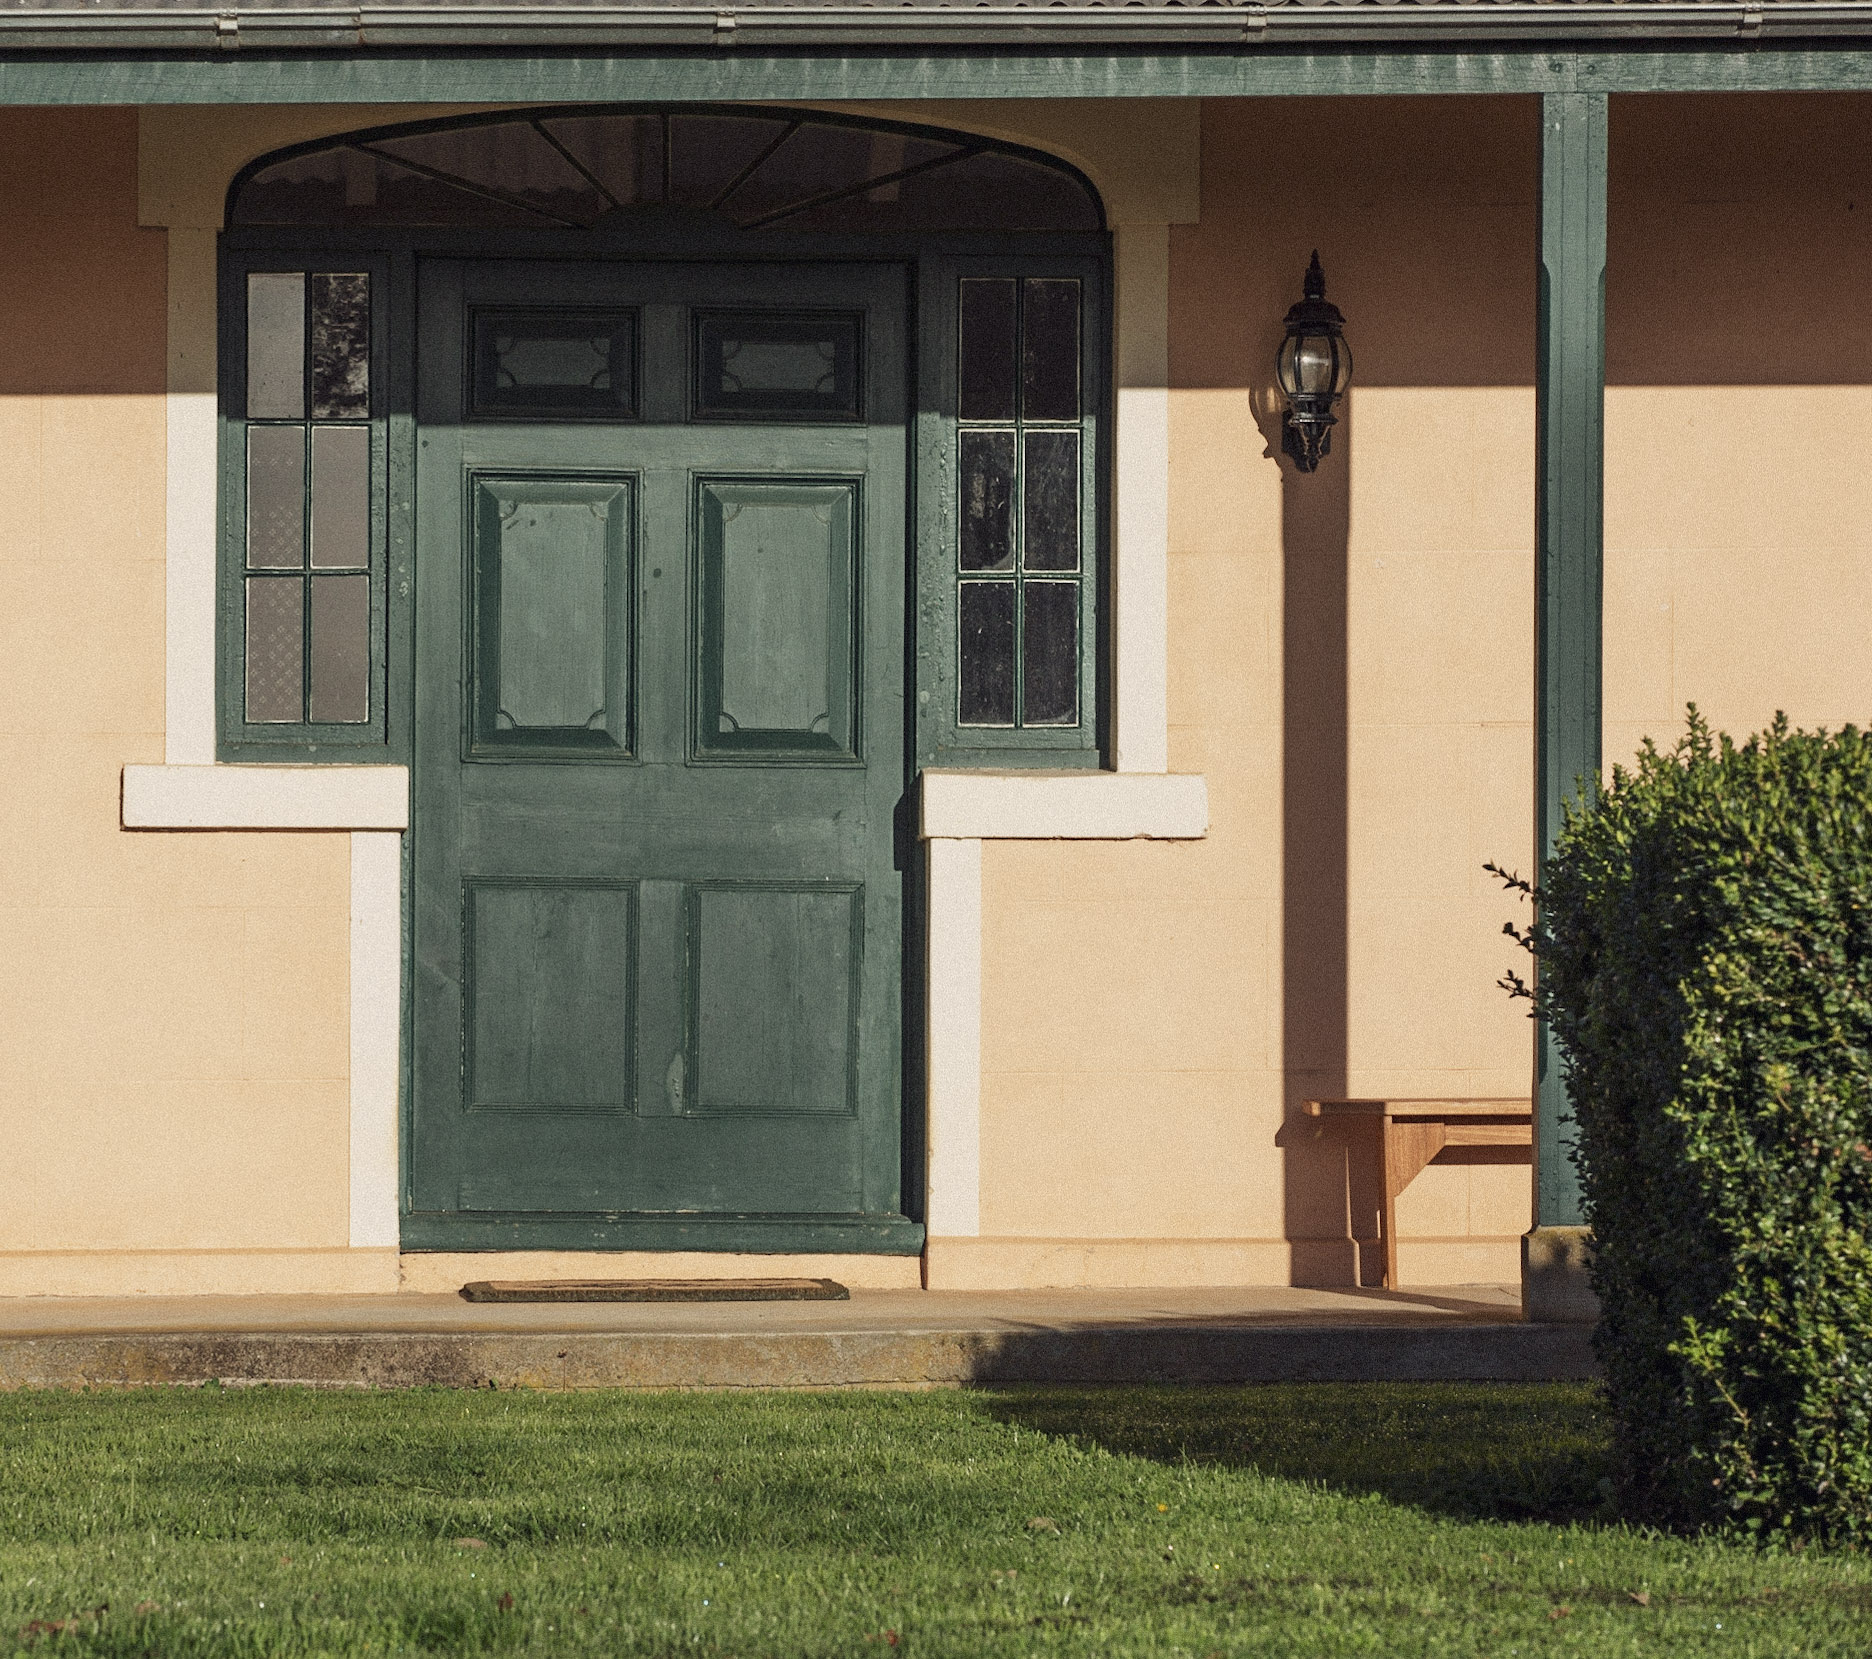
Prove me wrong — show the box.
[919,770,1207,841]
[122,764,410,831]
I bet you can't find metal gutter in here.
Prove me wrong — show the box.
[0,2,1870,53]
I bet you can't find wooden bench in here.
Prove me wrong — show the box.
[1301,1098,1533,1289]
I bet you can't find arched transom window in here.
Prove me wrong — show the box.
[229,107,1104,235]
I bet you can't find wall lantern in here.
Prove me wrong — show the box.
[1277,251,1353,473]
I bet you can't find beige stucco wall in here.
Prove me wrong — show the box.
[0,109,364,1295]
[974,97,1541,1288]
[1604,93,1872,758]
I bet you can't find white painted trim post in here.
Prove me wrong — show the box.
[924,837,984,1239]
[166,227,219,766]
[349,832,403,1247]
[1113,221,1171,776]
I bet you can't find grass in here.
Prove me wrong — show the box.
[0,1382,1867,1656]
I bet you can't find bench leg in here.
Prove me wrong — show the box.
[1382,1122,1449,1290]
[1345,1119,1387,1288]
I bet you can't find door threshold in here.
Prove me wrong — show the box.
[460,1277,849,1304]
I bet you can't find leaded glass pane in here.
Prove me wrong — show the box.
[309,574,370,723]
[1022,580,1078,726]
[246,424,305,570]
[539,114,665,209]
[310,272,370,419]
[369,125,604,225]
[668,114,787,209]
[729,127,959,230]
[958,581,1015,727]
[694,313,859,420]
[246,272,304,420]
[959,279,1017,422]
[1022,279,1082,422]
[959,430,1015,572]
[310,425,369,570]
[245,577,304,723]
[473,310,636,419]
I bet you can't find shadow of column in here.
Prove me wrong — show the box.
[1270,402,1359,1287]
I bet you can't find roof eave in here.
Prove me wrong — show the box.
[0,2,1869,54]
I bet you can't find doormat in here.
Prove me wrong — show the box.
[459,1278,850,1304]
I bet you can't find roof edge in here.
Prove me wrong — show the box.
[1,3,1870,55]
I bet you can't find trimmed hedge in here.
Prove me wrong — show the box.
[1503,711,1872,1543]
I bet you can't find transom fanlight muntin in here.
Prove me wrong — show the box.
[227,106,1103,236]
[1276,252,1353,474]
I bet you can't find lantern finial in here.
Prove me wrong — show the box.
[1303,250,1325,302]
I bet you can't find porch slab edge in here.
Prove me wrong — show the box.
[0,1323,1597,1389]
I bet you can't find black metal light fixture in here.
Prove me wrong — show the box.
[1277,251,1353,473]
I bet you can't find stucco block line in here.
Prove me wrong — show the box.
[1114,221,1170,776]
[921,771,1206,840]
[166,226,218,765]
[350,831,402,1250]
[925,837,983,1239]
[122,764,410,829]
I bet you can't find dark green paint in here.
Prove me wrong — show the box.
[217,250,396,760]
[29,46,1872,110]
[399,1210,925,1252]
[471,474,635,759]
[915,253,1106,770]
[695,479,859,761]
[1535,92,1606,1233]
[409,256,914,1243]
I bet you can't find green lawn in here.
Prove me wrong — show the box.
[0,1383,1866,1656]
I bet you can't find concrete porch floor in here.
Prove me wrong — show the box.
[0,1283,1595,1389]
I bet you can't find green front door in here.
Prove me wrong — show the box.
[408,258,913,1247]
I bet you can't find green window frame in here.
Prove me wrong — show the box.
[217,249,396,760]
[915,253,1107,771]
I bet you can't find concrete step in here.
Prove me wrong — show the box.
[0,1286,1595,1389]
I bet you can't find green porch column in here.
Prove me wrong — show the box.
[1525,91,1606,1323]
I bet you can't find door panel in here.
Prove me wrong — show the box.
[411,258,909,1237]
[464,878,638,1112]
[688,882,860,1116]
[696,478,857,758]
[471,475,633,755]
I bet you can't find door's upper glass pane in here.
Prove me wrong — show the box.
[228,107,1103,235]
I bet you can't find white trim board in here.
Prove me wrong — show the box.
[921,770,1206,841]
[349,832,403,1248]
[1113,221,1171,776]
[122,764,410,830]
[924,837,984,1239]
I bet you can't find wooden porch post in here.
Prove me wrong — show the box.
[1526,90,1606,1322]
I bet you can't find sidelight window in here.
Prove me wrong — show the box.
[223,260,387,752]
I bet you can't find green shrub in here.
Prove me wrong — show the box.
[1503,710,1872,1543]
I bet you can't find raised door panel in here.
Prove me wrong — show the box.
[687,883,860,1116]
[470,476,633,756]
[695,478,856,760]
[464,879,637,1112]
